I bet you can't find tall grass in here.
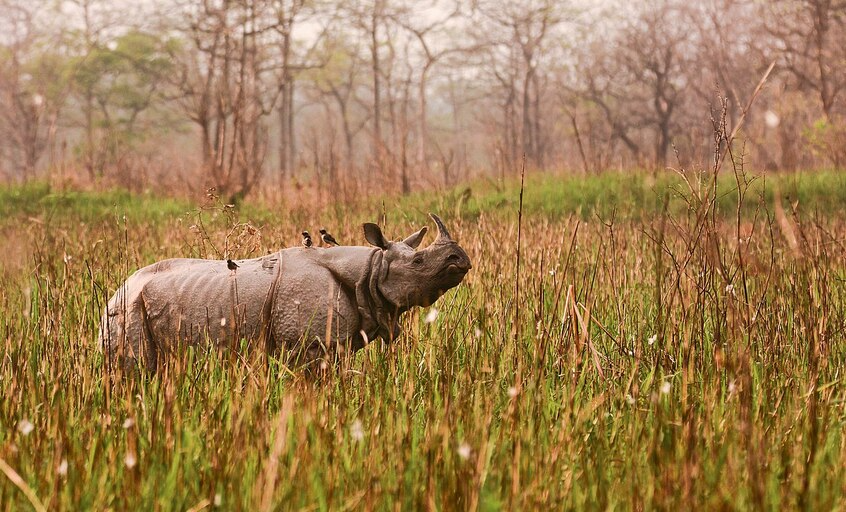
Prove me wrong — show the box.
[2,170,846,510]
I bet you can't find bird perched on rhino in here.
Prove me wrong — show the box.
[98,213,472,372]
[319,228,339,246]
[226,259,239,273]
[301,231,313,248]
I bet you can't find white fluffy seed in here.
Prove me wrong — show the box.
[17,419,34,436]
[350,419,364,442]
[457,442,471,460]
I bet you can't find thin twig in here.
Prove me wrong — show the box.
[716,61,776,173]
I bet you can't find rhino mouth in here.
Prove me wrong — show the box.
[446,258,472,278]
[417,267,469,307]
[440,266,470,288]
[445,249,472,274]
[446,263,468,274]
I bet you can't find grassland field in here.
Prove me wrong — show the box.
[2,169,846,510]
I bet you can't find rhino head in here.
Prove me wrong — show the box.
[363,213,472,309]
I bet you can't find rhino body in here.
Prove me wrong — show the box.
[98,214,471,370]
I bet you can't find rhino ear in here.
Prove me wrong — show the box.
[402,226,428,249]
[363,223,390,249]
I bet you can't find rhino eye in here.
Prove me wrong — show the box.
[413,256,424,265]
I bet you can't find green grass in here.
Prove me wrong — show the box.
[397,169,846,221]
[0,181,190,222]
[2,169,846,510]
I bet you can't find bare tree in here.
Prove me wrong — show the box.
[766,0,846,164]
[601,0,692,167]
[391,1,472,172]
[172,0,277,202]
[271,0,329,181]
[688,1,764,121]
[64,0,124,179]
[0,1,66,178]
[273,0,306,181]
[475,0,571,169]
[574,42,645,165]
[305,34,371,174]
[340,0,412,181]
[342,0,390,176]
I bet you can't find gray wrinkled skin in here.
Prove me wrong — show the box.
[98,213,472,370]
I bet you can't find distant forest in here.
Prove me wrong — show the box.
[1,0,844,198]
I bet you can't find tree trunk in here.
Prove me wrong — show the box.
[287,81,295,174]
[370,8,382,175]
[417,64,431,171]
[531,70,542,167]
[85,90,95,179]
[342,114,354,173]
[522,68,533,164]
[201,118,212,167]
[279,32,291,180]
[447,74,465,180]
[657,119,670,168]
[400,73,411,195]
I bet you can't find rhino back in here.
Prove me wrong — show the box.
[140,254,281,346]
[99,254,281,354]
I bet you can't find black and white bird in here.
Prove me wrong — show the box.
[319,228,339,247]
[301,231,313,248]
[226,259,239,273]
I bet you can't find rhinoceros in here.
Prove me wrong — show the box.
[98,213,471,370]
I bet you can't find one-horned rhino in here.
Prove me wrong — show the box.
[98,213,471,370]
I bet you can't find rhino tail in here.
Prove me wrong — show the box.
[99,283,128,359]
[98,279,158,372]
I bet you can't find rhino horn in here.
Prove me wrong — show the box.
[429,213,454,244]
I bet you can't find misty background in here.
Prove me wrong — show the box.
[0,0,843,202]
